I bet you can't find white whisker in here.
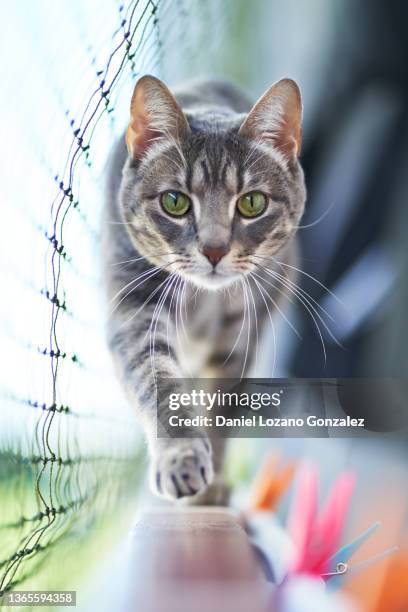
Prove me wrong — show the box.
[149,274,176,382]
[166,273,179,359]
[251,256,337,321]
[240,279,251,379]
[255,263,329,363]
[110,251,180,267]
[244,276,259,374]
[109,266,164,316]
[121,272,175,330]
[250,272,276,377]
[223,282,247,368]
[273,257,343,304]
[293,201,335,230]
[250,271,301,340]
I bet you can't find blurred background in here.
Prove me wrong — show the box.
[0,0,407,609]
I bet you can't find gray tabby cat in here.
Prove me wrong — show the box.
[103,75,306,503]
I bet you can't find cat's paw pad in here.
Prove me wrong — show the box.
[151,439,213,500]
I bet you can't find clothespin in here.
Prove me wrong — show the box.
[249,452,297,512]
[322,521,399,589]
[287,464,356,576]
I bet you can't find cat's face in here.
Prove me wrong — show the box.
[120,76,306,290]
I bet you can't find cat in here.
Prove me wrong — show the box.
[103,75,306,503]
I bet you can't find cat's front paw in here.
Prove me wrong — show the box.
[151,438,213,501]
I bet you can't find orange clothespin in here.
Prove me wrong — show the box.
[249,452,297,512]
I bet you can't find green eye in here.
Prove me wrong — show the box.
[237,191,267,218]
[161,191,191,216]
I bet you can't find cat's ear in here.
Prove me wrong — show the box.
[126,75,190,159]
[239,78,302,160]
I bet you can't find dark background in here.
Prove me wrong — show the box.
[296,1,408,426]
[222,0,408,426]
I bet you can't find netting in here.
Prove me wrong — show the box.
[0,0,249,596]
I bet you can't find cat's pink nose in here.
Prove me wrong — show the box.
[202,244,229,266]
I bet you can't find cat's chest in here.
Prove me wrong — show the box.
[174,291,223,375]
[174,288,246,376]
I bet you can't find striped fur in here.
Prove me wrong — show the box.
[103,77,306,502]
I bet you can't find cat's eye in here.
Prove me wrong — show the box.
[236,191,267,218]
[161,191,191,216]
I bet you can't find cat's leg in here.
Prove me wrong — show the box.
[189,292,258,506]
[108,304,213,501]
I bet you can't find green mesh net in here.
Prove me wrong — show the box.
[0,0,256,599]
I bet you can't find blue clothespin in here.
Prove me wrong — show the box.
[322,522,398,589]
